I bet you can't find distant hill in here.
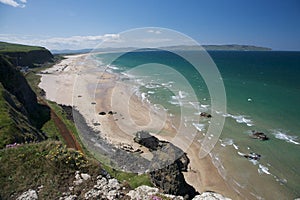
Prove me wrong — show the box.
[0,41,45,53]
[161,44,271,51]
[51,44,271,54]
[204,44,271,51]
[0,41,53,67]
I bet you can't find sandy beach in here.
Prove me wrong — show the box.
[39,53,243,199]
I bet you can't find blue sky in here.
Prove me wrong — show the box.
[0,0,299,50]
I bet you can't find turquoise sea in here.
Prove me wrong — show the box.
[94,50,300,199]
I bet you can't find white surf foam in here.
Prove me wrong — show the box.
[233,144,239,150]
[189,101,200,110]
[168,100,181,106]
[258,164,271,175]
[161,81,173,88]
[141,93,147,102]
[270,129,299,145]
[178,90,188,99]
[107,65,119,70]
[222,113,254,126]
[220,138,234,147]
[145,83,161,89]
[192,123,205,132]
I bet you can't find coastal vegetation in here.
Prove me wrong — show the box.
[0,41,45,53]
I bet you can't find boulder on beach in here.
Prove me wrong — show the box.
[108,111,117,115]
[99,112,106,115]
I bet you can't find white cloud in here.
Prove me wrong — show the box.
[147,30,161,34]
[0,0,26,8]
[0,34,120,50]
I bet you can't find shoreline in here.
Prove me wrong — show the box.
[38,53,242,199]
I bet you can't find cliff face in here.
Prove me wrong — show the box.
[0,55,50,148]
[0,41,53,67]
[0,55,39,113]
[3,49,53,67]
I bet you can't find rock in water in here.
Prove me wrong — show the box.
[251,131,269,140]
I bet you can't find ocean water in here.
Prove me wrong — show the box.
[94,50,300,199]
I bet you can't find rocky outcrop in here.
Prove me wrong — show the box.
[200,112,212,118]
[134,130,161,151]
[17,172,230,200]
[134,131,198,199]
[60,104,74,122]
[250,131,269,141]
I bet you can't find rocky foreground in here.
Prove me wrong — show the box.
[16,170,231,200]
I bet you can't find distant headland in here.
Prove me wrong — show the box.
[51,44,271,54]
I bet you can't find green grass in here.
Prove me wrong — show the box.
[102,164,152,188]
[0,83,44,149]
[0,41,45,53]
[41,119,61,140]
[0,141,101,199]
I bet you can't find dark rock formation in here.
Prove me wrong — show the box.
[108,111,117,115]
[59,104,74,122]
[133,131,162,151]
[243,152,261,160]
[200,112,212,118]
[250,131,269,141]
[134,131,198,199]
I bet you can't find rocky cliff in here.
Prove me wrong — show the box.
[0,41,53,67]
[0,55,50,148]
[3,50,53,67]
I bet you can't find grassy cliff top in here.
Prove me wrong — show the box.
[0,41,46,53]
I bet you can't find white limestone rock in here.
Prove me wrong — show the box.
[81,173,91,181]
[16,189,38,200]
[192,192,232,200]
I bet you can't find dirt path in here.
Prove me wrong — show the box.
[40,98,82,152]
[50,109,82,152]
